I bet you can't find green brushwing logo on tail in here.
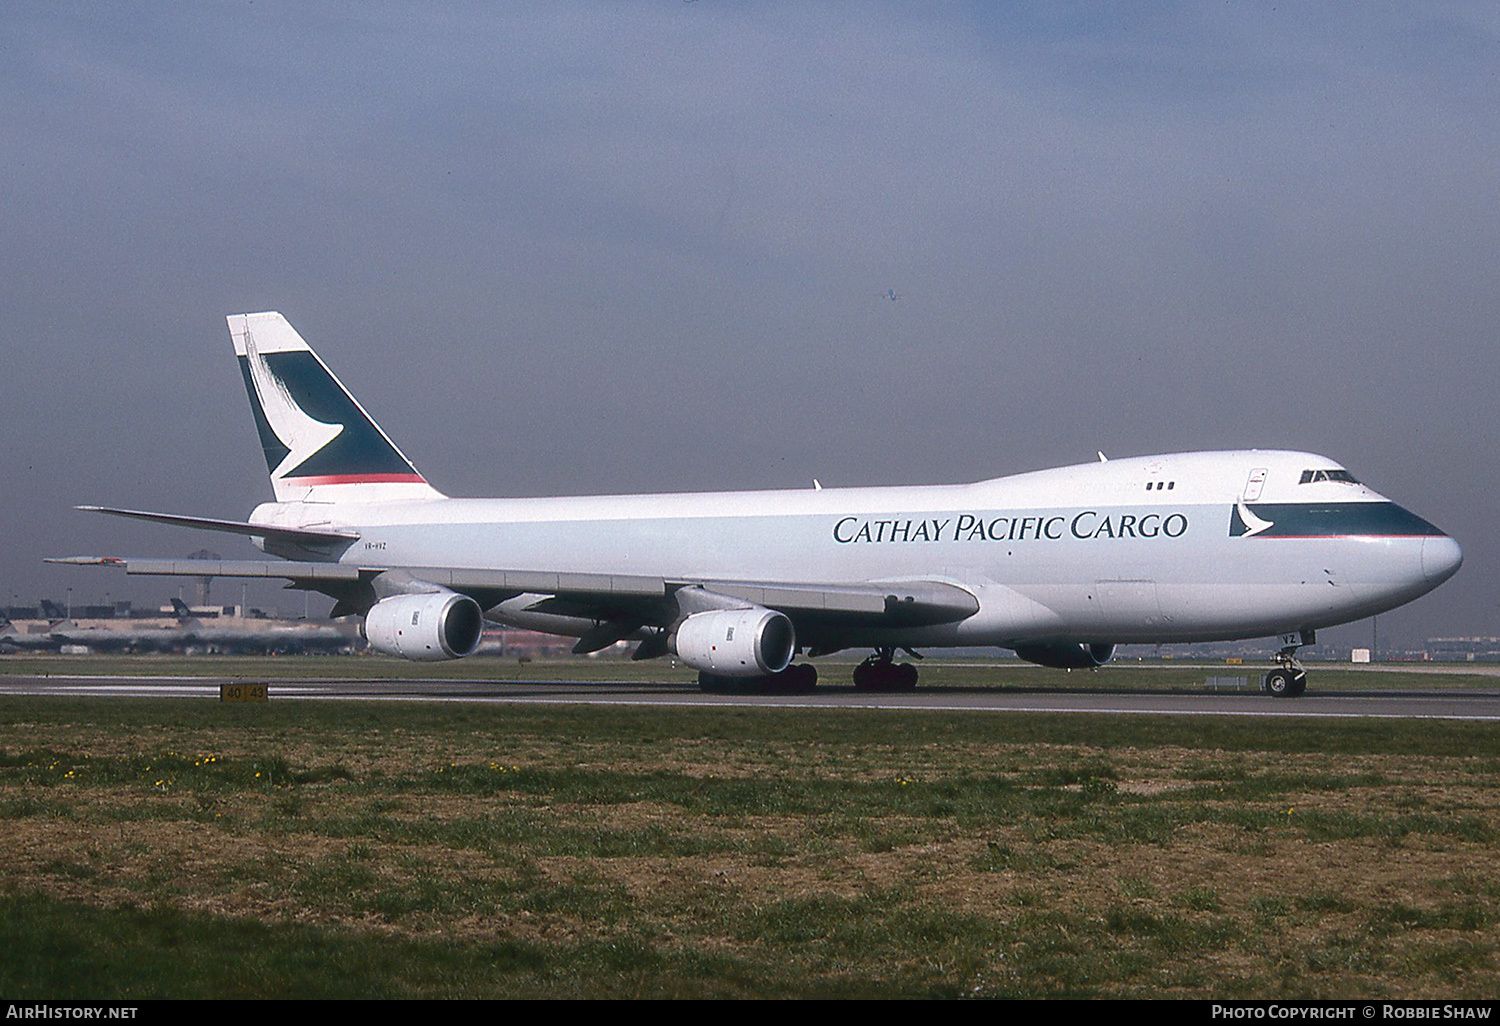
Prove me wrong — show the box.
[238,328,425,486]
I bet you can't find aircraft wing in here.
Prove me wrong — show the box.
[46,557,979,628]
[47,556,363,581]
[76,507,359,545]
[692,578,977,626]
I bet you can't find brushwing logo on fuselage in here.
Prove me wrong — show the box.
[1230,497,1275,537]
[243,327,344,479]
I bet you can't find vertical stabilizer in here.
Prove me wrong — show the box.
[227,312,445,503]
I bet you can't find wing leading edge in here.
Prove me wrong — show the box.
[46,556,978,630]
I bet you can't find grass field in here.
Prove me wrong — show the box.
[2,661,1499,999]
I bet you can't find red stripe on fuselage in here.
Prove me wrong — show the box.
[1249,534,1433,539]
[283,473,428,486]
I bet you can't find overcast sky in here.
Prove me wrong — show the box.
[2,2,1496,647]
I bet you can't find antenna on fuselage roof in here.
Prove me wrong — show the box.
[1098,452,1108,462]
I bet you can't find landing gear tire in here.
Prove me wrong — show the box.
[1262,630,1314,698]
[778,662,818,694]
[698,662,818,695]
[852,653,919,691]
[1264,667,1306,698]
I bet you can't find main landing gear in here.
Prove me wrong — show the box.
[1263,630,1314,698]
[698,662,819,694]
[852,647,920,691]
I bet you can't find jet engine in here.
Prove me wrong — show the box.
[1012,642,1116,669]
[673,607,795,677]
[363,591,483,661]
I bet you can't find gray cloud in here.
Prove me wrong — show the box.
[2,2,1495,643]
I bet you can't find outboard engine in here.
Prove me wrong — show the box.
[363,591,483,661]
[673,607,795,677]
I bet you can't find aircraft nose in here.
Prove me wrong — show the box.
[1422,535,1463,583]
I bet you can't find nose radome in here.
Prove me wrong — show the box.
[1422,535,1463,583]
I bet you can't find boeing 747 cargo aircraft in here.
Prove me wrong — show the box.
[52,312,1463,697]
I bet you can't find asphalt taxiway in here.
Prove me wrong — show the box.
[3,674,1500,721]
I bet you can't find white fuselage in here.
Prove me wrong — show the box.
[252,449,1461,649]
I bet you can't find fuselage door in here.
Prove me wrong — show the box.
[1243,467,1269,502]
[1095,579,1163,631]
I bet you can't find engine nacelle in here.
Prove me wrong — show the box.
[673,608,795,677]
[363,591,483,661]
[1013,642,1116,669]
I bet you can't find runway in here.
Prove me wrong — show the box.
[4,674,1500,721]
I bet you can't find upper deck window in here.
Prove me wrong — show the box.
[1299,469,1359,485]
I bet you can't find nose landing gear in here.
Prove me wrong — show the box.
[1263,630,1314,698]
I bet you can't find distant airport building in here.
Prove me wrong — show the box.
[477,627,583,659]
[5,596,593,659]
[2,595,359,655]
[1426,637,1500,662]
[187,548,221,606]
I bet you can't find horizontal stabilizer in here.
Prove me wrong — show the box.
[77,506,359,545]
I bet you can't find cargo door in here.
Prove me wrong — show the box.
[1095,579,1163,634]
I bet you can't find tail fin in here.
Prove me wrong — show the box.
[227,313,444,503]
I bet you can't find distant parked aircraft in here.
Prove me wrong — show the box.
[0,600,351,655]
[163,598,353,653]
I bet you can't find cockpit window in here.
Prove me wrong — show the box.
[1299,469,1359,485]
